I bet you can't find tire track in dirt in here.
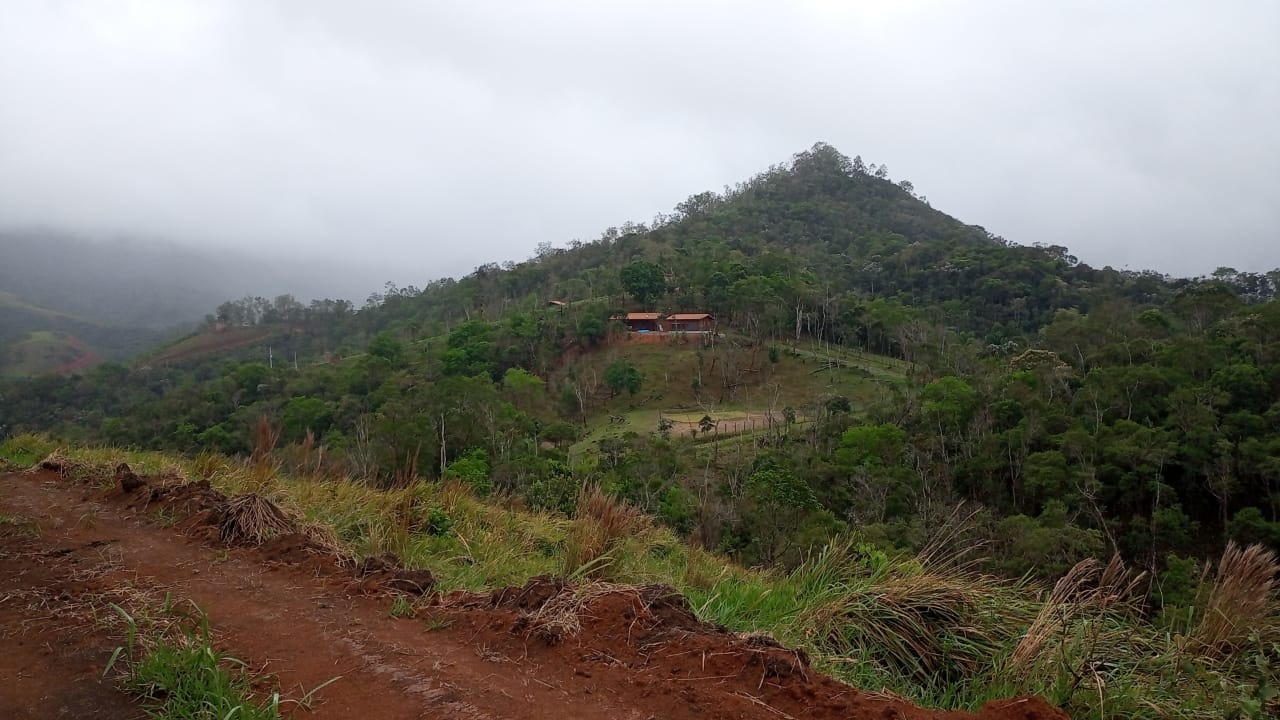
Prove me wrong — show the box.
[0,470,1069,720]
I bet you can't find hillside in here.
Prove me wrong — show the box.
[2,144,1279,717]
[0,290,168,376]
[0,229,387,376]
[5,438,1277,718]
[3,143,1279,563]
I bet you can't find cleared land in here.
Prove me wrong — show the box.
[567,340,903,457]
[141,325,286,366]
[0,330,100,377]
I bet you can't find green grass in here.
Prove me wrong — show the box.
[0,513,38,538]
[662,410,749,423]
[562,340,905,460]
[8,434,1278,719]
[388,596,417,619]
[107,602,281,720]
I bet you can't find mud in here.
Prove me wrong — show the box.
[0,468,1069,720]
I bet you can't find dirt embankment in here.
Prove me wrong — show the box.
[0,465,1068,720]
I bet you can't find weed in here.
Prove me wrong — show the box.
[217,493,301,545]
[562,485,648,579]
[281,675,344,713]
[0,513,37,538]
[423,616,454,632]
[106,601,281,720]
[151,506,179,528]
[1191,542,1279,656]
[388,596,416,619]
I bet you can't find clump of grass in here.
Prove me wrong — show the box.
[423,615,453,631]
[1190,542,1279,657]
[218,494,299,545]
[0,513,38,539]
[812,569,1025,685]
[0,434,53,467]
[388,596,416,619]
[30,449,83,478]
[562,485,650,579]
[1010,554,1145,673]
[518,581,634,645]
[247,416,282,494]
[107,602,280,720]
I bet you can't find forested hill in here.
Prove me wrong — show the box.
[343,142,1239,352]
[4,142,1280,585]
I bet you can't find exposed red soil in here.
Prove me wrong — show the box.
[50,334,103,374]
[142,325,285,366]
[0,468,1069,720]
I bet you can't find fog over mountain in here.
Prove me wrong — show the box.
[1,1,1277,288]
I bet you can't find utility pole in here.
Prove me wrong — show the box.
[268,346,273,369]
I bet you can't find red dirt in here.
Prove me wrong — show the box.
[142,325,284,366]
[50,334,102,375]
[0,468,1069,720]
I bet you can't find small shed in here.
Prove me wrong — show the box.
[612,312,664,332]
[666,313,716,332]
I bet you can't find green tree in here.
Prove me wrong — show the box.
[740,463,828,565]
[444,448,492,495]
[367,331,405,363]
[604,360,643,397]
[502,367,545,411]
[441,321,496,378]
[620,261,667,305]
[282,396,331,442]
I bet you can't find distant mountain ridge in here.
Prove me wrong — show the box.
[0,229,389,375]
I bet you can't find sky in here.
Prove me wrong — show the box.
[1,0,1277,296]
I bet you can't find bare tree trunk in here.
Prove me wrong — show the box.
[439,412,447,477]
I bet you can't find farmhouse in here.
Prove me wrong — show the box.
[613,312,665,332]
[609,312,716,334]
[666,313,716,332]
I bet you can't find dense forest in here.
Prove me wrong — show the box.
[4,143,1279,592]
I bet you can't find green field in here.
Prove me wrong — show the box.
[566,339,906,458]
[662,410,749,423]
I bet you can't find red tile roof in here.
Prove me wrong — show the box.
[667,313,714,321]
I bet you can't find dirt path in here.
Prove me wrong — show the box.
[0,469,1068,720]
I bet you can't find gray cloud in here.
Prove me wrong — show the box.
[1,0,1277,291]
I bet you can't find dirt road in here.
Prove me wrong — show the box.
[0,468,1067,720]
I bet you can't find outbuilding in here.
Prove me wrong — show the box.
[612,312,665,332]
[666,313,716,332]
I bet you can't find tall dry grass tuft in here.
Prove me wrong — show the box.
[295,429,326,479]
[218,494,299,545]
[801,542,1033,685]
[562,485,650,579]
[1190,542,1280,657]
[1009,554,1145,675]
[916,502,990,572]
[246,416,281,493]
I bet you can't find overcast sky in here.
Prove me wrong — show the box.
[1,0,1277,294]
